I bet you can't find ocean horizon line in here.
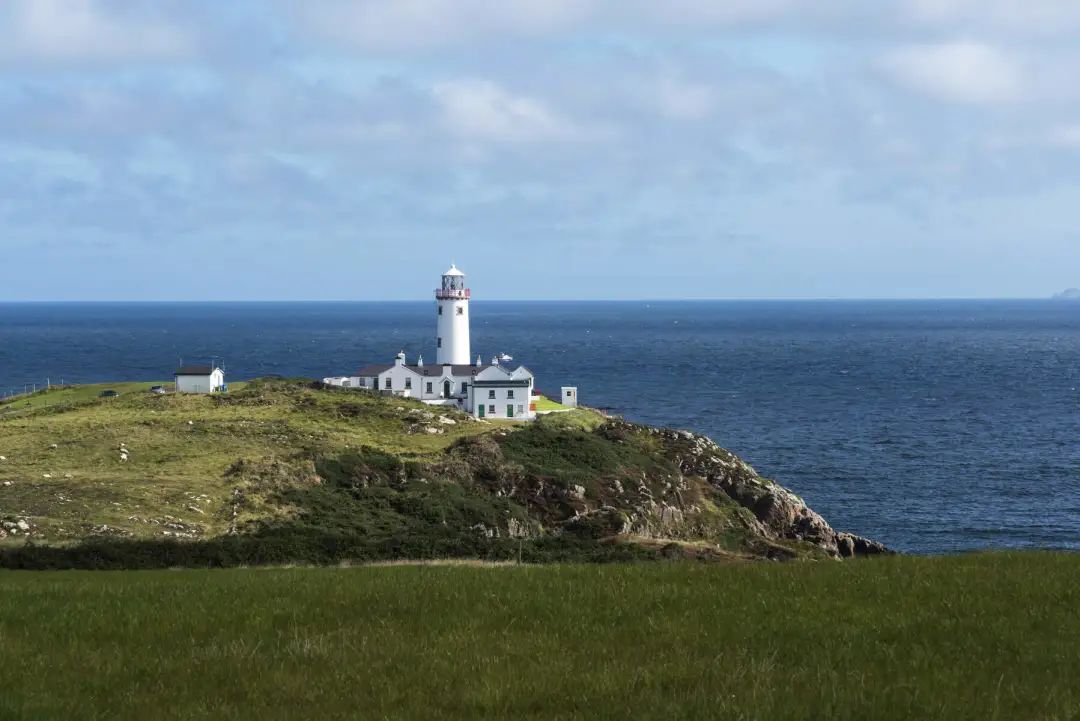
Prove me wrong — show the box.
[0,296,1069,304]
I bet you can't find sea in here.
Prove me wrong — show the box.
[1,299,1078,554]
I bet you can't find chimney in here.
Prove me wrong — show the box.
[417,355,424,368]
[475,354,482,367]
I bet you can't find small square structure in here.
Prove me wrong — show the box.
[561,386,578,407]
[175,365,225,394]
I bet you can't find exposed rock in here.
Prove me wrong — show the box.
[648,423,890,558]
[437,416,457,425]
[563,507,630,538]
[506,517,533,539]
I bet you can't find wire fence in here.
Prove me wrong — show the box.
[1,380,68,404]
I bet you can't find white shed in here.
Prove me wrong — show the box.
[174,365,225,394]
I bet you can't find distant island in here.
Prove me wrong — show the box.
[1052,288,1080,300]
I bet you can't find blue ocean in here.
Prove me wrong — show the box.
[2,300,1078,554]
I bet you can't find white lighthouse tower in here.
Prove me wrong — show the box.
[435,264,471,365]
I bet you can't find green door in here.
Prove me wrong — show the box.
[478,404,485,418]
[506,405,514,418]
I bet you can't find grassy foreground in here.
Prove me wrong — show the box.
[2,553,1078,721]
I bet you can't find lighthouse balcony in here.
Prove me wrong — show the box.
[435,288,470,300]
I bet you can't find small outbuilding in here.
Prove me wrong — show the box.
[174,365,225,394]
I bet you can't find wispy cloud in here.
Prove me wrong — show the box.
[881,42,1024,105]
[0,0,195,64]
[433,80,594,144]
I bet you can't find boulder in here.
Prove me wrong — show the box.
[563,507,630,539]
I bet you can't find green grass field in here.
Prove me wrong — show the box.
[533,394,570,412]
[0,381,171,413]
[2,552,1078,720]
[0,379,513,544]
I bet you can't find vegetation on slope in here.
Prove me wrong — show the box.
[1,553,1078,721]
[0,378,879,568]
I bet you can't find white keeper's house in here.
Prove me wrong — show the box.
[325,265,537,420]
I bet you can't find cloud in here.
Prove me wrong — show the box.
[881,42,1024,105]
[433,79,590,144]
[1047,124,1080,149]
[0,0,194,64]
[899,0,1080,36]
[286,0,592,51]
[282,0,823,51]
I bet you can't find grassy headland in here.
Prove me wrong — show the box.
[0,377,879,566]
[1,553,1078,720]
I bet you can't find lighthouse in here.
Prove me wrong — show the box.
[435,264,471,365]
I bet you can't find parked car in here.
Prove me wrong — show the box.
[99,390,119,398]
[149,385,166,394]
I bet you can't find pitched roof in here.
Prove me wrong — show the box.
[355,364,392,377]
[175,365,218,376]
[355,363,522,378]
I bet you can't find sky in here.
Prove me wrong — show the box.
[2,0,1080,301]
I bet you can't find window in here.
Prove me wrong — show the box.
[437,337,442,348]
[456,307,463,316]
[461,382,468,393]
[517,404,524,415]
[488,405,495,415]
[507,390,514,399]
[405,378,412,389]
[384,378,391,389]
[438,306,443,316]
[488,390,496,399]
[426,382,433,394]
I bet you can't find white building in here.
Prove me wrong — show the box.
[351,352,535,420]
[325,265,542,420]
[436,264,471,365]
[174,365,225,394]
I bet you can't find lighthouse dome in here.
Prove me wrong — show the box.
[443,264,465,277]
